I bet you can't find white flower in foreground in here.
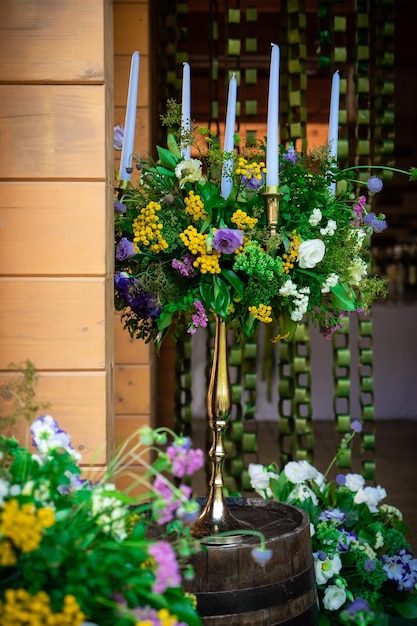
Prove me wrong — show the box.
[314,552,342,585]
[175,158,203,187]
[248,463,279,497]
[279,278,298,297]
[344,473,365,493]
[320,219,337,237]
[354,485,387,512]
[91,484,128,540]
[348,258,368,286]
[289,483,319,505]
[297,239,325,269]
[323,585,347,611]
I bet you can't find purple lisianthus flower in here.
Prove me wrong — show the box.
[114,272,161,320]
[351,419,362,433]
[362,211,387,233]
[367,175,383,194]
[172,253,197,277]
[241,175,263,191]
[114,200,127,214]
[336,473,346,486]
[364,558,376,572]
[282,145,297,163]
[319,508,346,524]
[212,228,244,254]
[346,598,371,615]
[116,237,136,261]
[113,125,124,150]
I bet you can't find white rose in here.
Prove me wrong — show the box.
[314,553,342,585]
[175,158,203,187]
[289,483,318,505]
[354,485,387,512]
[248,463,279,497]
[297,239,325,269]
[344,473,365,493]
[284,460,319,484]
[323,585,347,611]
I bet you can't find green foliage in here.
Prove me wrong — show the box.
[0,360,50,431]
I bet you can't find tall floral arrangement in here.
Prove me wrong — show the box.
[249,423,417,626]
[0,415,204,626]
[114,102,415,346]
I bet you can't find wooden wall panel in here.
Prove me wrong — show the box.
[0,86,106,180]
[115,365,150,415]
[0,0,106,83]
[0,372,107,465]
[0,183,106,276]
[113,3,148,55]
[114,315,151,364]
[0,279,106,370]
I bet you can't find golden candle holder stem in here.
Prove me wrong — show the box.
[190,314,252,541]
[264,186,280,235]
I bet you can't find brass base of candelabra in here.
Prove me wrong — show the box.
[190,314,252,541]
[264,186,280,234]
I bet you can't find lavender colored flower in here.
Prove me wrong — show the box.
[351,420,362,433]
[148,541,181,593]
[241,175,263,191]
[132,606,187,626]
[319,508,346,524]
[153,477,192,525]
[188,300,208,335]
[30,415,80,460]
[114,272,161,320]
[171,253,197,277]
[113,125,124,150]
[362,211,387,233]
[346,598,371,615]
[381,549,417,591]
[336,474,346,486]
[114,200,127,214]
[212,228,244,254]
[364,558,376,572]
[282,145,297,163]
[367,175,383,194]
[116,237,136,261]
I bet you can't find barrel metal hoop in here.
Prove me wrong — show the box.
[195,565,316,616]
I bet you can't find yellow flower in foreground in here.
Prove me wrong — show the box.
[0,499,55,553]
[248,304,273,323]
[0,589,84,626]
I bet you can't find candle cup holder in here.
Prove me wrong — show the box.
[264,186,280,234]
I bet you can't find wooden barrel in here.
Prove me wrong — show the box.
[183,498,318,626]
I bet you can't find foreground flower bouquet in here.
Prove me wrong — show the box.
[249,422,417,626]
[0,415,204,626]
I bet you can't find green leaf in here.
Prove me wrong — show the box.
[167,133,181,157]
[221,268,244,301]
[156,310,173,331]
[392,597,417,619]
[155,165,176,177]
[212,275,231,317]
[156,145,180,170]
[330,283,357,311]
[241,312,257,337]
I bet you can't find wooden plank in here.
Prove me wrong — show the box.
[114,314,151,365]
[0,182,106,275]
[113,3,148,56]
[114,55,149,108]
[0,279,107,369]
[0,0,105,83]
[115,365,150,415]
[0,86,106,180]
[0,371,108,463]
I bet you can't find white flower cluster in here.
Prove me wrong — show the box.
[344,472,387,512]
[309,208,322,226]
[91,484,128,540]
[321,272,339,294]
[347,258,368,286]
[279,279,310,322]
[320,219,337,237]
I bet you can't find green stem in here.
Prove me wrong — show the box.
[342,165,411,177]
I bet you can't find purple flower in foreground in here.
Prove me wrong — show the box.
[114,272,161,320]
[367,175,383,194]
[114,200,127,214]
[212,228,244,254]
[319,508,346,524]
[282,145,297,164]
[148,541,181,593]
[336,474,346,486]
[364,558,376,572]
[116,237,136,261]
[113,125,124,150]
[362,211,387,233]
[166,442,204,478]
[351,420,362,433]
[241,175,263,191]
